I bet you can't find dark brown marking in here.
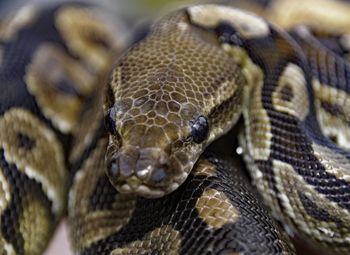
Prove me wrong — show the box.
[280,84,293,102]
[17,133,35,150]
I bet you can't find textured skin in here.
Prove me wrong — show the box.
[1,1,350,255]
[105,10,246,197]
[0,2,126,254]
[105,3,350,254]
[69,131,294,254]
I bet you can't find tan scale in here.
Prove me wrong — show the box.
[0,167,10,213]
[272,159,350,253]
[69,138,137,253]
[55,5,125,73]
[272,63,309,120]
[0,108,66,215]
[238,139,286,225]
[19,194,52,255]
[312,143,350,183]
[0,168,14,255]
[25,43,95,133]
[218,45,271,161]
[191,159,217,177]
[219,45,272,162]
[313,79,350,149]
[111,225,182,255]
[243,75,272,161]
[195,188,240,229]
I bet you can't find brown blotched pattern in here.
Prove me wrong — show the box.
[71,136,294,254]
[195,188,240,229]
[111,225,182,255]
[25,43,95,133]
[0,108,67,215]
[1,1,350,255]
[0,108,66,255]
[0,2,127,254]
[55,5,125,73]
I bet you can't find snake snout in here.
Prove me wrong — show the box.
[132,147,168,184]
[106,146,174,197]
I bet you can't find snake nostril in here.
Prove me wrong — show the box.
[106,157,120,179]
[151,167,167,184]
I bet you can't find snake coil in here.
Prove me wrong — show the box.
[0,0,350,254]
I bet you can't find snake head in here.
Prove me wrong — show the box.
[103,8,245,197]
[104,97,210,198]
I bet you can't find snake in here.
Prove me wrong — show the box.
[0,0,350,254]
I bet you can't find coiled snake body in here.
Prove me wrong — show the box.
[0,0,350,254]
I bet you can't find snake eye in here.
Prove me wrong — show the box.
[190,115,209,143]
[104,107,117,135]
